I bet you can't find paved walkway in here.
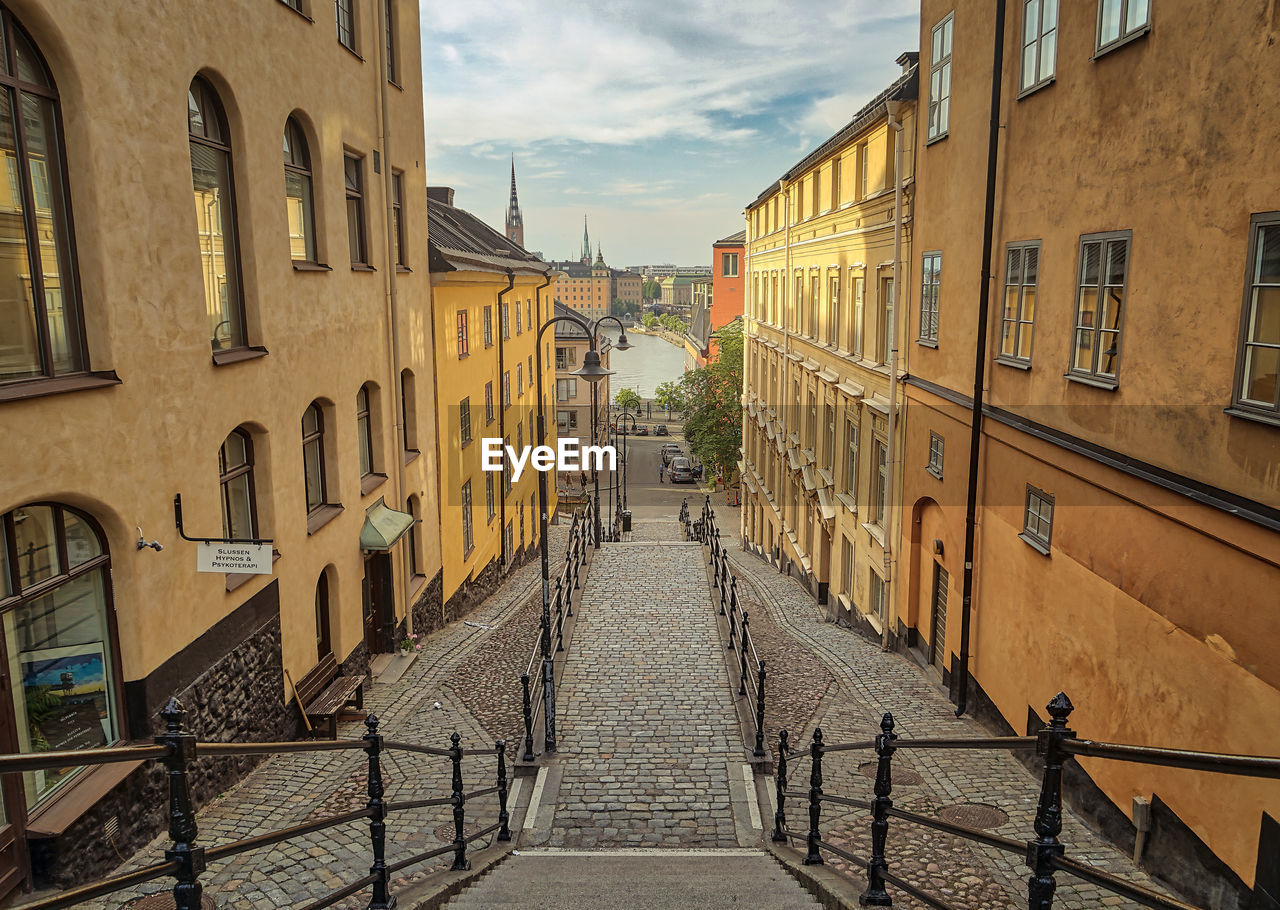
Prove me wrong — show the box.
[541,541,743,848]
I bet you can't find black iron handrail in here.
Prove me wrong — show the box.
[774,694,1278,910]
[12,700,514,910]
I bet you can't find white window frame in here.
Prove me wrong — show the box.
[999,241,1040,366]
[927,13,953,143]
[1095,0,1150,55]
[927,432,944,479]
[1020,484,1054,554]
[1231,213,1280,421]
[1069,230,1131,388]
[1020,0,1059,95]
[919,251,941,346]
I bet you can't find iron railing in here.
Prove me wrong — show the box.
[519,502,593,762]
[773,693,1280,909]
[10,698,513,910]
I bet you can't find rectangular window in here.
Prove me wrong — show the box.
[461,479,474,554]
[336,0,356,51]
[920,252,941,345]
[858,143,869,199]
[823,403,836,473]
[927,432,944,479]
[806,391,817,451]
[503,371,511,408]
[391,170,406,267]
[872,438,887,524]
[384,0,397,82]
[829,276,840,346]
[459,397,471,446]
[1020,0,1058,93]
[484,306,493,347]
[853,276,865,355]
[456,310,468,357]
[516,305,522,335]
[1097,0,1149,53]
[791,378,801,437]
[870,570,886,618]
[811,275,820,339]
[1071,231,1130,385]
[1020,484,1054,553]
[880,277,895,364]
[722,252,739,277]
[557,377,578,401]
[841,536,854,599]
[1000,243,1039,364]
[516,363,524,397]
[502,303,510,338]
[526,300,533,329]
[844,417,859,497]
[831,158,842,209]
[928,14,953,142]
[486,473,496,521]
[344,153,367,264]
[1234,214,1280,417]
[484,382,495,424]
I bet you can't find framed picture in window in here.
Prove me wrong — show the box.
[21,642,111,755]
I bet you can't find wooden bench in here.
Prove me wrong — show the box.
[294,652,366,739]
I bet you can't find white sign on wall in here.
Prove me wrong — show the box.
[196,542,273,575]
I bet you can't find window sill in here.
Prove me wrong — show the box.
[995,356,1032,371]
[835,492,857,513]
[396,265,412,274]
[916,338,939,349]
[1065,372,1119,391]
[276,1,313,23]
[0,370,121,404]
[292,260,332,272]
[403,448,420,466]
[1016,76,1055,100]
[1224,406,1280,430]
[461,438,473,449]
[861,521,886,547]
[462,545,475,560]
[361,472,388,495]
[26,757,145,838]
[350,263,376,272]
[408,573,427,598]
[458,352,470,360]
[925,131,949,148]
[927,466,943,480]
[307,503,344,535]
[1019,531,1051,556]
[1092,24,1151,61]
[212,346,269,367]
[389,80,404,92]
[340,42,364,62]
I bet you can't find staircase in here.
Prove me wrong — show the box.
[444,849,821,909]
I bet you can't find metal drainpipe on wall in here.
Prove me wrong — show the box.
[882,99,906,651]
[780,179,791,546]
[375,2,408,636]
[741,210,751,548]
[496,270,516,570]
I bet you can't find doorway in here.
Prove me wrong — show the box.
[362,553,393,654]
[929,562,948,672]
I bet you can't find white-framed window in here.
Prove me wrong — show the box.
[1000,242,1040,364]
[872,438,887,525]
[1020,0,1058,93]
[928,13,953,142]
[722,252,739,277]
[844,417,859,497]
[1096,0,1149,54]
[1020,484,1054,554]
[841,535,854,600]
[828,275,840,346]
[853,276,866,356]
[823,402,836,473]
[879,277,895,364]
[557,377,578,401]
[1070,231,1130,386]
[920,252,941,345]
[461,480,474,554]
[1233,214,1280,419]
[869,569,886,618]
[485,473,496,521]
[927,432,944,479]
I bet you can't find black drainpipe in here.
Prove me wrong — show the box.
[956,0,1006,718]
[496,269,515,569]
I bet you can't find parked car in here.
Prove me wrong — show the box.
[634,425,650,436]
[669,457,695,483]
[660,443,683,465]
[654,424,669,436]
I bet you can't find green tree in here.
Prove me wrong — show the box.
[642,278,660,300]
[614,386,642,412]
[654,380,687,417]
[679,322,743,481]
[641,313,658,329]
[659,314,688,334]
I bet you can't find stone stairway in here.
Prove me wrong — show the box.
[444,849,822,909]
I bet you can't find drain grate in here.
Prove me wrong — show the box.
[124,895,217,909]
[937,802,1009,830]
[858,761,924,786]
[434,821,485,844]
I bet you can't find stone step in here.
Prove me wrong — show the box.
[444,850,822,909]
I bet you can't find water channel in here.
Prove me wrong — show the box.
[598,328,687,400]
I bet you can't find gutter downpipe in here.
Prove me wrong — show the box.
[956,0,1007,717]
[497,269,516,571]
[741,208,751,548]
[882,98,905,651]
[780,179,791,561]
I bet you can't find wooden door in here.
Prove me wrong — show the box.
[0,661,31,898]
[362,555,392,654]
[929,563,949,672]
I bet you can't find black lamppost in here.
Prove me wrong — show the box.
[533,308,628,750]
[616,412,637,516]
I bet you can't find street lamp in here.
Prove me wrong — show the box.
[616,412,637,518]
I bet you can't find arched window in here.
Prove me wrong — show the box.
[0,503,120,806]
[314,571,331,661]
[0,8,84,384]
[188,76,244,352]
[283,116,316,263]
[301,402,326,513]
[219,428,256,539]
[357,383,374,477]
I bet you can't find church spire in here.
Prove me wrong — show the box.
[505,155,524,248]
[595,242,604,265]
[581,216,591,263]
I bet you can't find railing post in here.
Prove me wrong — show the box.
[861,713,897,907]
[1027,693,1075,910]
[450,731,470,871]
[753,661,767,758]
[727,600,737,651]
[804,728,824,865]
[739,612,750,696]
[771,729,789,842]
[720,561,729,613]
[555,579,565,652]
[496,740,511,842]
[363,714,392,908]
[156,698,204,910]
[520,673,535,762]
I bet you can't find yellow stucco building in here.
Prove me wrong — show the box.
[0,0,439,891]
[741,54,918,640]
[428,188,558,610]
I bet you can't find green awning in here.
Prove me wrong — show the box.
[360,499,416,551]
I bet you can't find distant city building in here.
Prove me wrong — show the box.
[554,301,610,459]
[687,229,746,366]
[656,275,695,319]
[627,264,713,279]
[547,219,637,323]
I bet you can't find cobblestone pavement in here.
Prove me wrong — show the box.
[544,541,743,848]
[714,521,1174,910]
[65,528,568,910]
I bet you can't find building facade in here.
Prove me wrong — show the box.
[0,0,437,890]
[740,55,918,636]
[427,188,557,614]
[900,1,1280,901]
[612,269,643,314]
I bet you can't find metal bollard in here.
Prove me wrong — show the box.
[804,728,825,865]
[157,698,204,910]
[363,714,393,908]
[739,612,751,696]
[520,673,535,762]
[1027,694,1075,910]
[449,732,470,871]
[496,740,511,841]
[555,579,565,652]
[772,729,790,842]
[861,713,897,906]
[754,661,767,759]
[727,601,737,651]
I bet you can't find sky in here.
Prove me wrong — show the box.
[419,1,920,267]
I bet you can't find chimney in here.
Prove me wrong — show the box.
[427,186,455,206]
[896,51,919,74]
